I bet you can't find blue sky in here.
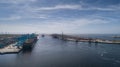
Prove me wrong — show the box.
[0,0,120,34]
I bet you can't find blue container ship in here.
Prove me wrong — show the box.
[23,36,38,50]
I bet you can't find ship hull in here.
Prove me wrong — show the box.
[23,37,38,50]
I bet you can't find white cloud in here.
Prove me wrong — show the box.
[1,0,119,21]
[0,0,119,34]
[0,15,21,21]
[33,4,120,11]
[0,0,37,4]
[0,17,110,34]
[20,18,110,33]
[35,4,81,11]
[0,14,47,21]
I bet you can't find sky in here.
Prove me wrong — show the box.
[0,0,120,34]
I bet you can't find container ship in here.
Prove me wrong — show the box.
[23,36,38,50]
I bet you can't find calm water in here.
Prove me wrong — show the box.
[0,35,120,67]
[73,34,120,40]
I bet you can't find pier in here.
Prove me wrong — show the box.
[51,34,120,44]
[0,43,22,54]
[0,33,38,54]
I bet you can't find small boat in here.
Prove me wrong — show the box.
[41,34,45,37]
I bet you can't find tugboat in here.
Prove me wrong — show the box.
[41,34,45,37]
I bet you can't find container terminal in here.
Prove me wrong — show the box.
[0,33,38,54]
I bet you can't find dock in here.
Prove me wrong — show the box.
[0,33,38,54]
[0,43,22,54]
[51,34,120,44]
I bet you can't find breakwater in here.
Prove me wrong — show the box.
[51,34,120,44]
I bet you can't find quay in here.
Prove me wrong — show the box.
[0,43,22,54]
[51,34,120,44]
[0,33,38,54]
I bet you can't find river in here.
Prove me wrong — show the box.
[0,35,120,67]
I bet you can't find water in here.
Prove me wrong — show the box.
[0,35,120,67]
[73,34,120,40]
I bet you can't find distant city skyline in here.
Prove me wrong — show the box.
[0,0,120,34]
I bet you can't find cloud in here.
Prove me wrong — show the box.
[0,17,110,33]
[1,0,120,21]
[0,0,37,4]
[0,24,38,33]
[80,0,120,11]
[1,0,120,12]
[0,15,48,21]
[31,4,120,12]
[35,4,81,11]
[0,15,21,21]
[0,0,119,34]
